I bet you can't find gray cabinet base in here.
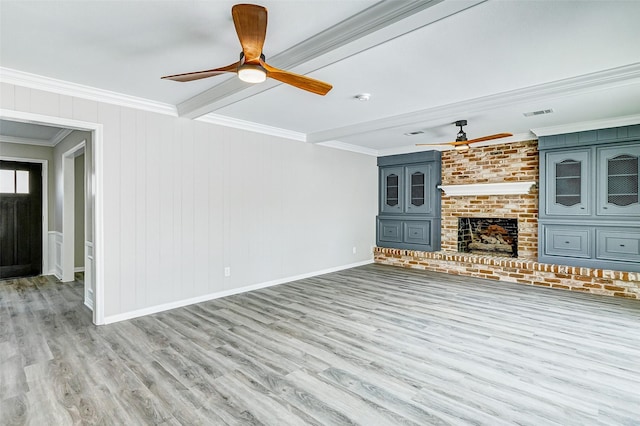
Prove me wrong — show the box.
[377,217,440,251]
[539,223,640,272]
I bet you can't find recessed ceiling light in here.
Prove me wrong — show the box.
[354,93,371,101]
[523,108,554,117]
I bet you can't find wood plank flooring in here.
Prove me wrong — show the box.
[1,264,640,425]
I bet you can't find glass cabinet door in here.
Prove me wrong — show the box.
[404,164,432,214]
[380,167,403,214]
[546,150,590,215]
[598,145,640,215]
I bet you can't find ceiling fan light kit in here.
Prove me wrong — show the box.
[238,64,267,83]
[161,4,332,95]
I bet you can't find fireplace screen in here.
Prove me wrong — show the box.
[458,218,518,257]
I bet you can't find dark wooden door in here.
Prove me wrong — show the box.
[0,161,42,278]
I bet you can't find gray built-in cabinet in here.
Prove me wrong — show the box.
[377,151,441,251]
[538,124,640,272]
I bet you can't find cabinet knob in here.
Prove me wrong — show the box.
[580,207,585,209]
[603,207,608,209]
[620,244,625,247]
[565,241,570,244]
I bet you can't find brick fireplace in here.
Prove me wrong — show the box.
[374,140,640,299]
[440,141,538,259]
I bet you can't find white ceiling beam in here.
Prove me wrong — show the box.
[307,62,640,144]
[179,0,487,119]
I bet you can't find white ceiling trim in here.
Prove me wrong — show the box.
[50,128,74,146]
[316,140,379,157]
[0,127,73,147]
[307,62,640,144]
[196,113,306,142]
[177,0,485,118]
[0,67,177,117]
[532,113,640,137]
[0,134,52,147]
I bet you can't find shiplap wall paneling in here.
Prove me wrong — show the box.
[98,102,122,316]
[2,81,378,322]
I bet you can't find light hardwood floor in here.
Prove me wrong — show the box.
[1,264,640,425]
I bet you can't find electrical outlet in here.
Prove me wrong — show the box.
[224,267,231,277]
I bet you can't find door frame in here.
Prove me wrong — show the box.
[0,108,105,325]
[61,140,85,283]
[0,157,48,275]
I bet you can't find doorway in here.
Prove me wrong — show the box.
[0,109,104,325]
[0,160,43,278]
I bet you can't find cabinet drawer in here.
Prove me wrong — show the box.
[404,221,431,245]
[543,226,591,258]
[596,229,640,262]
[378,220,402,243]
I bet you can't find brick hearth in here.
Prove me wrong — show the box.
[374,247,640,299]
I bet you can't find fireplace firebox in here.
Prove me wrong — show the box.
[458,217,518,257]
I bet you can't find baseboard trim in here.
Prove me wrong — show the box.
[102,259,374,325]
[84,298,94,311]
[74,267,85,273]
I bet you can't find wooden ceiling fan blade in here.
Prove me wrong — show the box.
[466,133,513,144]
[261,61,332,95]
[415,140,467,147]
[161,62,240,82]
[232,4,267,63]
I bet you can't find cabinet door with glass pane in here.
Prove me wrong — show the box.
[546,150,591,216]
[380,167,404,214]
[404,164,432,215]
[597,144,640,215]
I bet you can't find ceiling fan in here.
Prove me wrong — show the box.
[416,120,512,151]
[161,4,332,96]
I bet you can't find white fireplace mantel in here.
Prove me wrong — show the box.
[437,181,536,196]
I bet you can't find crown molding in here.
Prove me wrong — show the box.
[196,113,307,142]
[0,127,73,147]
[316,140,379,156]
[531,113,640,137]
[307,62,640,143]
[50,128,74,146]
[0,134,52,147]
[0,67,177,117]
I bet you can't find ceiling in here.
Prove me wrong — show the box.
[1,0,640,155]
[0,119,71,147]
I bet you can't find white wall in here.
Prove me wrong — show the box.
[0,82,378,321]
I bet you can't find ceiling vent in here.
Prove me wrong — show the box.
[404,130,425,136]
[523,108,554,117]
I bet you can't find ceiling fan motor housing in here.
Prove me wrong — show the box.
[455,120,468,141]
